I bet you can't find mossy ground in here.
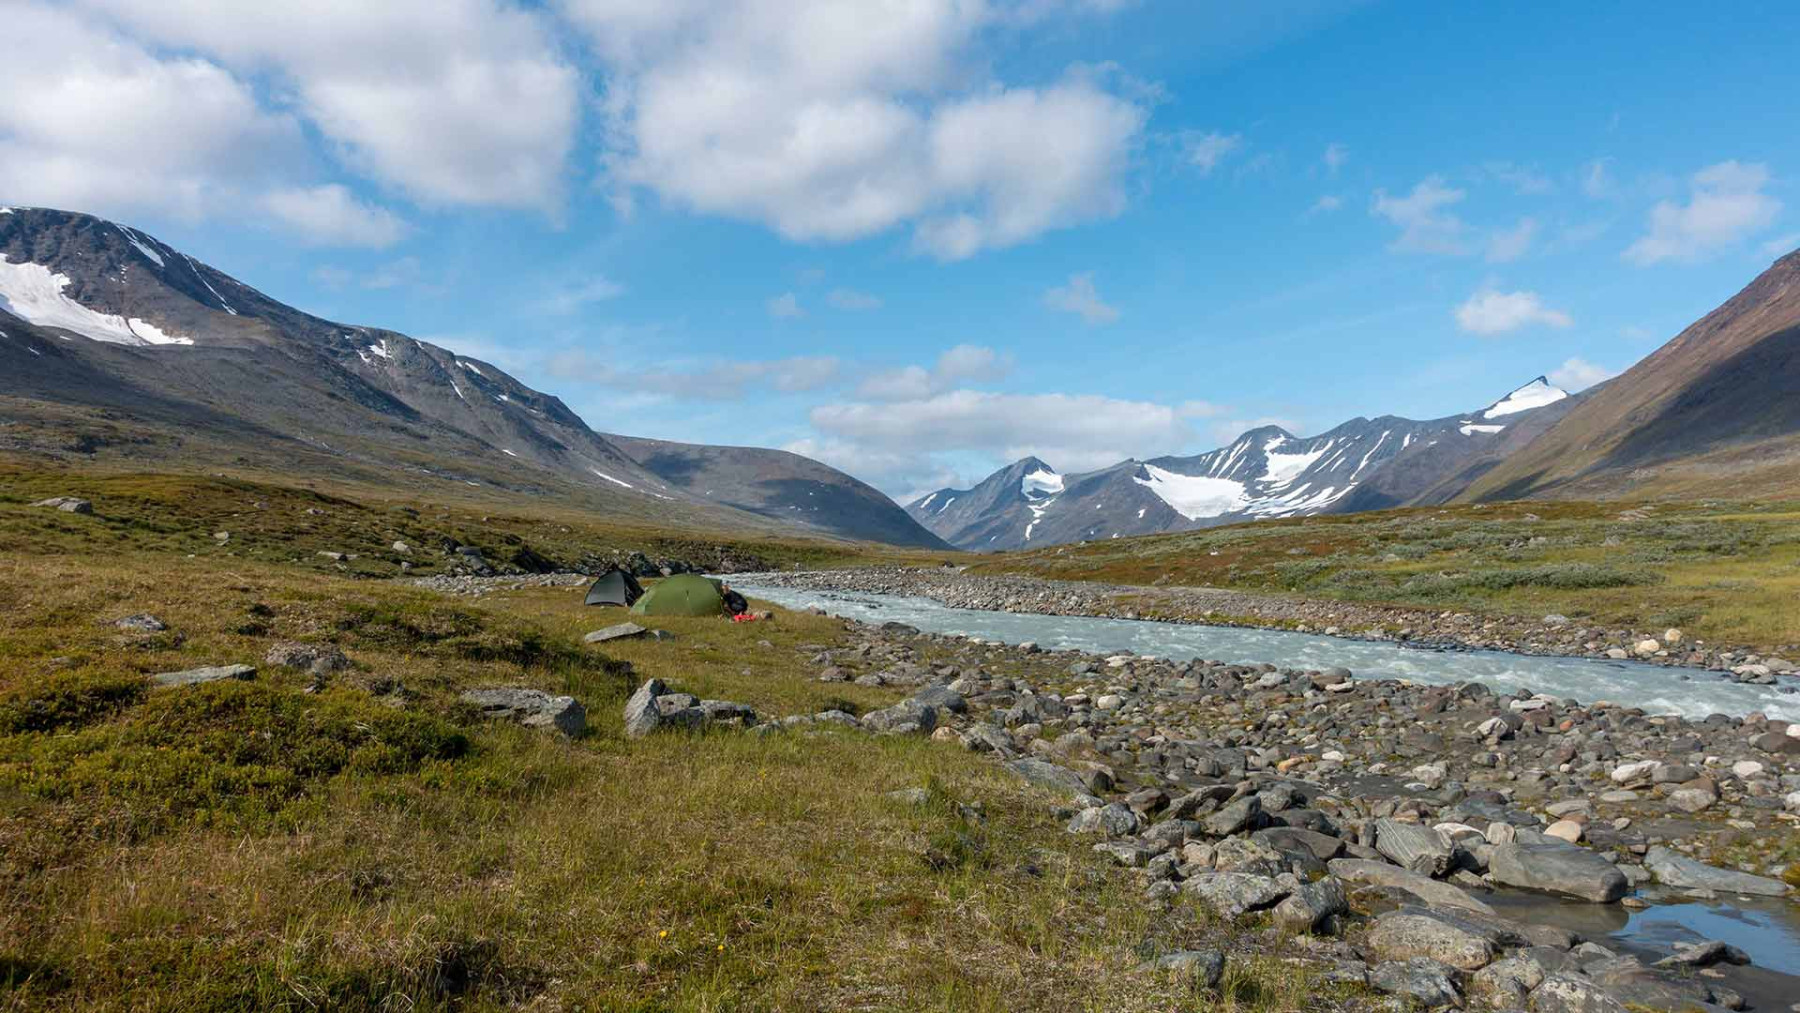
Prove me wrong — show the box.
[977,500,1800,650]
[0,473,1338,1012]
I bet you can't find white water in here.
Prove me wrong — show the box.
[734,583,1799,722]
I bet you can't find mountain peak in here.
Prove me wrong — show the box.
[1482,376,1569,420]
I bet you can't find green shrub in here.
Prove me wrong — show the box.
[0,670,146,733]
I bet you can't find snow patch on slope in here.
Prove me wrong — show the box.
[121,228,164,267]
[1459,422,1506,436]
[0,257,193,346]
[1483,377,1568,419]
[1135,465,1250,520]
[590,469,633,489]
[1021,468,1063,497]
[1262,436,1329,487]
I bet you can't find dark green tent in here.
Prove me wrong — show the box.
[584,568,644,607]
[630,574,727,616]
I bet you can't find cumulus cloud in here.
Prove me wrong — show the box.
[0,2,304,221]
[826,288,883,311]
[562,0,1147,260]
[1372,176,1469,254]
[1182,131,1243,175]
[857,344,1014,400]
[766,292,805,319]
[810,389,1200,475]
[1454,287,1573,335]
[1548,357,1617,391]
[1485,217,1538,263]
[76,0,580,212]
[1624,161,1783,264]
[261,185,411,248]
[1044,271,1120,325]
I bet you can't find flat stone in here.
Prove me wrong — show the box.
[1144,949,1225,989]
[461,687,586,736]
[264,641,350,675]
[114,613,166,632]
[1368,909,1498,971]
[1202,794,1261,837]
[1375,818,1456,876]
[1183,871,1290,920]
[1544,819,1584,844]
[1529,974,1630,1012]
[1004,758,1099,804]
[860,698,938,736]
[1488,842,1628,903]
[583,622,648,644]
[1643,845,1791,897]
[152,664,256,687]
[1271,875,1348,934]
[1327,858,1496,915]
[1368,957,1461,1007]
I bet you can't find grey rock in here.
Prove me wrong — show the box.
[1367,957,1461,1007]
[1271,875,1348,934]
[1067,803,1138,837]
[1327,858,1497,915]
[1470,953,1547,1006]
[623,678,670,737]
[264,641,350,675]
[1367,909,1498,970]
[1655,939,1751,968]
[1488,842,1628,903]
[114,613,167,632]
[698,699,758,727]
[860,699,938,736]
[1004,758,1098,803]
[34,496,92,514]
[1203,794,1262,837]
[1643,845,1791,897]
[583,622,648,644]
[910,684,968,714]
[1375,819,1456,877]
[1529,974,1630,1012]
[461,687,586,736]
[152,664,255,687]
[958,722,1016,755]
[1183,871,1290,920]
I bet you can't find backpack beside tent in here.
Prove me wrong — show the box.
[584,568,644,607]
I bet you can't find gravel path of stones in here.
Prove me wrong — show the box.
[770,612,1800,1011]
[744,567,1798,683]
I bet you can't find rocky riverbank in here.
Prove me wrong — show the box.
[759,608,1800,1010]
[744,567,1799,684]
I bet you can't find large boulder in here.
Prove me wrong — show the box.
[1487,843,1627,903]
[860,698,938,736]
[1367,909,1498,971]
[1374,819,1456,877]
[1004,758,1100,805]
[1528,974,1631,1012]
[583,622,648,644]
[1271,875,1348,934]
[1183,871,1290,920]
[623,678,670,737]
[264,641,350,675]
[33,496,93,514]
[152,664,255,687]
[1327,859,1496,915]
[1367,957,1461,1008]
[1643,846,1791,897]
[461,688,586,736]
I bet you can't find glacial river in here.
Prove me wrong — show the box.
[732,582,1799,722]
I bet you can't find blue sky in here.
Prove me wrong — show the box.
[5,1,1796,501]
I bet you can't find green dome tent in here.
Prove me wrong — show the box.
[629,574,729,617]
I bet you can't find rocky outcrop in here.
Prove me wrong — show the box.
[152,664,255,687]
[460,687,587,736]
[622,679,757,737]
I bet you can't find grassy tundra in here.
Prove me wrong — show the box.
[0,466,1326,1012]
[975,500,1800,651]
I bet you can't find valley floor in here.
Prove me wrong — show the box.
[4,470,1799,1012]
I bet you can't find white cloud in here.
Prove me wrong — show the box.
[1624,161,1782,265]
[826,288,883,311]
[1454,287,1573,335]
[79,0,579,212]
[857,344,1014,400]
[767,292,805,319]
[1485,217,1538,263]
[562,1,1147,260]
[537,277,626,315]
[1044,271,1120,325]
[361,257,427,291]
[1483,161,1554,196]
[810,389,1200,475]
[1761,232,1800,258]
[0,2,304,221]
[1183,131,1243,175]
[1372,176,1469,254]
[1309,194,1343,214]
[261,185,411,248]
[1548,357,1617,391]
[1324,142,1347,174]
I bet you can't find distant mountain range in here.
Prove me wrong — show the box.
[0,206,950,550]
[907,377,1582,550]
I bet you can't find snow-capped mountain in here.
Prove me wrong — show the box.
[907,377,1582,551]
[0,206,950,549]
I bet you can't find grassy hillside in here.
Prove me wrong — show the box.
[974,500,1800,650]
[0,466,1331,1012]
